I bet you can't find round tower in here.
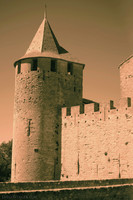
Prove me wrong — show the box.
[119,56,133,99]
[11,16,85,182]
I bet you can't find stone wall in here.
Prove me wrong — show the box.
[61,98,133,181]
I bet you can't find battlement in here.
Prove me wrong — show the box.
[62,97,132,121]
[61,96,133,181]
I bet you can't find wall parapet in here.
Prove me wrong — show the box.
[62,97,132,121]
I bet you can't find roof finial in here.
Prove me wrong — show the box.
[44,3,47,19]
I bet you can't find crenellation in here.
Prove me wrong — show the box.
[62,99,133,121]
[61,95,133,180]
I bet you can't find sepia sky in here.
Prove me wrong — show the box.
[1,0,133,142]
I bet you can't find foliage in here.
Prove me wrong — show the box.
[0,140,12,182]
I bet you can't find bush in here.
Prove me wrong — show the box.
[0,140,12,182]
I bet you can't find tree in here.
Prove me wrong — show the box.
[0,140,12,182]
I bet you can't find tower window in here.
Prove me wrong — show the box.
[67,62,73,75]
[31,59,38,71]
[17,62,21,74]
[27,119,32,136]
[51,60,57,72]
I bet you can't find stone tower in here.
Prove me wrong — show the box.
[119,56,133,99]
[11,15,85,182]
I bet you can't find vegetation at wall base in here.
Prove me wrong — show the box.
[0,140,12,182]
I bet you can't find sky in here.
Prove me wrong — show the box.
[1,0,133,142]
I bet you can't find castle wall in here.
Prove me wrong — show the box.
[61,98,133,181]
[12,57,84,182]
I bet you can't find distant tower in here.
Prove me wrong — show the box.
[11,15,85,182]
[119,56,133,99]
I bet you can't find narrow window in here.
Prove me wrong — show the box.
[31,59,37,71]
[67,62,73,75]
[14,163,16,179]
[17,62,21,74]
[27,119,32,136]
[77,158,80,174]
[51,60,57,72]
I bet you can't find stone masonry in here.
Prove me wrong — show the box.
[11,15,133,182]
[11,17,84,182]
[61,98,133,181]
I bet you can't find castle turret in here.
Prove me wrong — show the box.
[119,56,133,99]
[11,15,85,182]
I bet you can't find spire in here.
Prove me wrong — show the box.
[25,17,68,55]
[44,3,47,19]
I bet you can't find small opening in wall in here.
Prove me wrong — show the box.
[105,152,108,156]
[67,107,71,116]
[74,86,76,92]
[34,149,39,152]
[27,119,32,136]
[56,141,59,146]
[77,155,80,174]
[94,103,99,112]
[14,163,16,178]
[31,59,38,71]
[127,98,131,107]
[110,100,116,109]
[64,123,67,127]
[51,60,57,72]
[67,62,73,75]
[17,62,21,74]
[80,104,84,114]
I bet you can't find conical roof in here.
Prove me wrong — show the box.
[26,18,68,55]
[14,17,84,66]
